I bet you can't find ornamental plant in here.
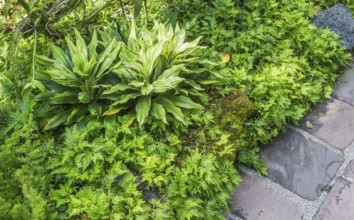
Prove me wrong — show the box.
[101,22,216,127]
[35,21,214,129]
[35,29,122,130]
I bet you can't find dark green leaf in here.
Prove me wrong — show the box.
[134,0,143,19]
[45,109,72,130]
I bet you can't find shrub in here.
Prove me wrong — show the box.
[47,120,240,219]
[1,19,241,219]
[35,21,215,129]
[101,21,215,127]
[35,29,122,130]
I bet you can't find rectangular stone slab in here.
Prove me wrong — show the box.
[262,129,344,200]
[332,66,354,106]
[299,99,354,150]
[314,178,354,220]
[230,173,303,220]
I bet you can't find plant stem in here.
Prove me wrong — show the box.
[32,29,37,84]
[119,0,126,18]
[144,0,148,24]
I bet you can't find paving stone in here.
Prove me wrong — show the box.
[230,173,303,220]
[312,3,354,49]
[332,66,354,106]
[262,129,344,200]
[314,178,354,220]
[344,160,354,178]
[299,99,354,150]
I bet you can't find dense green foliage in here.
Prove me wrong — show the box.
[35,21,215,129]
[315,0,354,10]
[35,29,122,129]
[100,22,214,127]
[161,0,351,168]
[0,0,353,219]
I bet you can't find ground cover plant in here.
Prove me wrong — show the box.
[161,0,352,170]
[0,0,352,219]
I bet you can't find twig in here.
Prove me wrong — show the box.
[83,0,113,23]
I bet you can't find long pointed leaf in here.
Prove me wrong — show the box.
[157,97,185,124]
[45,109,72,130]
[134,0,143,18]
[151,102,167,124]
[164,95,203,109]
[136,96,151,128]
[152,76,184,93]
[51,44,73,69]
[67,106,88,123]
[50,91,78,104]
[158,64,184,79]
[87,30,98,60]
[102,84,134,95]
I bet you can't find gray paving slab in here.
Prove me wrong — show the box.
[344,160,354,178]
[332,66,354,106]
[230,173,303,220]
[314,178,354,220]
[299,99,354,150]
[262,129,344,200]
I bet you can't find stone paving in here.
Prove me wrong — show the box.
[228,65,354,220]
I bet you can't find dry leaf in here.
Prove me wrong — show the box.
[221,53,230,63]
[306,121,313,129]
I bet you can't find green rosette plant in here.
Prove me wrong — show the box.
[35,29,122,130]
[100,22,217,128]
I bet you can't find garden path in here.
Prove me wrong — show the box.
[228,63,354,220]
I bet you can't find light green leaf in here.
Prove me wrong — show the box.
[109,93,141,105]
[172,29,186,50]
[151,102,167,124]
[94,41,122,79]
[87,30,98,60]
[129,81,145,88]
[141,84,153,95]
[66,33,87,77]
[136,96,151,128]
[102,84,133,95]
[34,80,47,92]
[165,95,203,109]
[198,80,218,85]
[78,91,94,104]
[50,44,73,69]
[36,55,54,66]
[175,36,202,53]
[145,41,164,76]
[158,64,184,79]
[152,76,184,93]
[184,79,204,90]
[102,108,121,116]
[46,69,83,87]
[157,98,185,124]
[103,104,132,116]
